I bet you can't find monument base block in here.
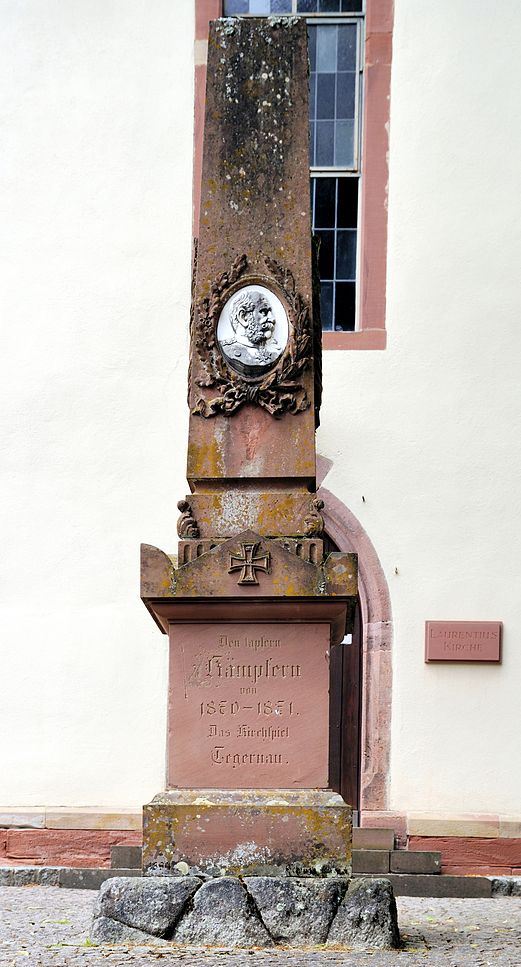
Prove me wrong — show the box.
[142,789,352,878]
[90,875,400,949]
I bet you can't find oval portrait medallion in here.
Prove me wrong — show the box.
[217,284,289,378]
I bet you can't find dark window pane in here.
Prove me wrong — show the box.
[320,281,334,331]
[342,0,363,9]
[309,72,316,118]
[314,177,336,227]
[309,121,315,164]
[337,23,357,71]
[337,177,358,227]
[335,282,356,330]
[335,119,354,166]
[316,230,334,278]
[336,72,355,119]
[249,0,271,12]
[316,26,337,72]
[316,73,335,119]
[316,120,335,165]
[298,0,318,10]
[336,230,357,279]
[270,0,292,10]
[319,0,341,10]
[223,0,249,11]
[308,26,317,72]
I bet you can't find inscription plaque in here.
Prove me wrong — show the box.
[425,621,502,662]
[168,622,330,788]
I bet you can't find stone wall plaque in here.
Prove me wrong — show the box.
[168,622,330,788]
[425,621,502,662]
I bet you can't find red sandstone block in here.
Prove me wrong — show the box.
[360,812,407,848]
[6,829,142,868]
[409,837,521,869]
[444,866,513,877]
[0,831,7,856]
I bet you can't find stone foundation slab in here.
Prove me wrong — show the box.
[90,875,400,949]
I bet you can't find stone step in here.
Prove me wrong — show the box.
[0,866,519,897]
[110,845,142,869]
[352,827,395,851]
[358,873,492,897]
[353,849,442,875]
[390,850,441,875]
[0,867,141,889]
[352,850,390,874]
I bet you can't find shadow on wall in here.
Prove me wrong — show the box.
[317,454,392,813]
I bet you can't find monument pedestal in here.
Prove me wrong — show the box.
[143,789,351,878]
[140,535,357,879]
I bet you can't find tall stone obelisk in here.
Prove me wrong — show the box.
[140,16,357,878]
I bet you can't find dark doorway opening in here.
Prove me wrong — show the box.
[326,534,362,809]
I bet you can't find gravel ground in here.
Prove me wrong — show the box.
[0,887,520,966]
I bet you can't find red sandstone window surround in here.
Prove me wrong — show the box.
[193,1,392,350]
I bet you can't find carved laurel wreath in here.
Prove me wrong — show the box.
[191,255,312,419]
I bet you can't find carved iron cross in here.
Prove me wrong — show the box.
[228,542,271,586]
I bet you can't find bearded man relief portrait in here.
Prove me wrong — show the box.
[217,284,289,378]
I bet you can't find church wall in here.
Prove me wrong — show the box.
[1,0,521,824]
[0,0,195,807]
[321,0,521,814]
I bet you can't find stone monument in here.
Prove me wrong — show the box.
[91,16,399,949]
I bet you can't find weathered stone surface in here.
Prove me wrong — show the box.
[143,789,352,878]
[110,845,142,869]
[353,827,395,851]
[360,873,491,898]
[94,876,201,937]
[327,878,400,949]
[491,877,515,896]
[490,876,521,897]
[174,877,272,947]
[352,850,390,874]
[390,850,441,875]
[5,828,141,867]
[6,866,60,887]
[188,17,316,487]
[90,916,169,946]
[245,876,348,945]
[60,868,141,890]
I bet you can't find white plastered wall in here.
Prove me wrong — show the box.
[0,0,194,806]
[1,0,520,813]
[321,1,521,812]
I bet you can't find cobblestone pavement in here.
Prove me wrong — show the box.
[0,887,520,966]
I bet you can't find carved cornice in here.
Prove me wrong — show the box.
[191,255,313,419]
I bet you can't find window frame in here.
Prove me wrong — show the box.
[193,0,392,350]
[309,15,363,334]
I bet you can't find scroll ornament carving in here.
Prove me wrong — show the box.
[191,255,313,419]
[177,500,200,539]
[303,497,325,537]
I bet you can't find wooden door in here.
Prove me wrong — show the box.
[328,590,362,808]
